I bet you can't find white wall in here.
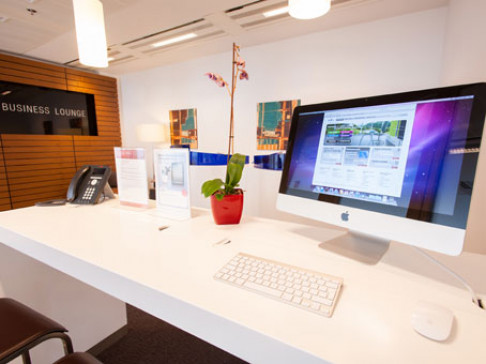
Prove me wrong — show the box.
[441,0,486,85]
[120,7,447,220]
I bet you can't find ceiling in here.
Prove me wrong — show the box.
[0,0,448,75]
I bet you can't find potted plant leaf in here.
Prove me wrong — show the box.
[201,43,249,225]
[201,153,246,224]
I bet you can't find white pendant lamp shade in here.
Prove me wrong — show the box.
[72,0,108,68]
[288,0,331,20]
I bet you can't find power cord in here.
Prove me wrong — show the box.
[414,247,484,309]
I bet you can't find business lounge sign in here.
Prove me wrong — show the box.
[2,103,88,118]
[0,81,98,136]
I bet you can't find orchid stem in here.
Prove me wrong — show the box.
[228,42,237,162]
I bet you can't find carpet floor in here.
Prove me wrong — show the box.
[95,305,248,364]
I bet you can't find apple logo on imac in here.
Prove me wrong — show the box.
[341,211,349,222]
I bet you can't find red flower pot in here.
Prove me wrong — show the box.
[210,190,244,225]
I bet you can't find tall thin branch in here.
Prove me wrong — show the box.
[228,42,237,160]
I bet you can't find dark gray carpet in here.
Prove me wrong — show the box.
[95,305,248,364]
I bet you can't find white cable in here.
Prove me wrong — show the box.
[413,247,483,309]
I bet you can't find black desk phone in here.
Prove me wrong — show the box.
[67,165,112,204]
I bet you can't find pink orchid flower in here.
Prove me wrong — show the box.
[205,73,227,87]
[236,57,246,68]
[239,70,249,80]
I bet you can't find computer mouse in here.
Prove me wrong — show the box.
[411,301,454,341]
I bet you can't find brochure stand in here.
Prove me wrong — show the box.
[153,148,191,220]
[114,147,149,208]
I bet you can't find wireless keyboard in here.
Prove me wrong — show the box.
[214,253,343,317]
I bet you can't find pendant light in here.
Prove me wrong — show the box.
[288,0,331,20]
[72,0,108,68]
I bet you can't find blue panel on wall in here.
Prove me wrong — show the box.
[253,153,286,170]
[189,151,249,165]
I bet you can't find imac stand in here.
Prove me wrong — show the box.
[318,231,390,265]
[293,227,390,265]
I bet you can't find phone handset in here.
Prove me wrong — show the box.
[66,166,90,202]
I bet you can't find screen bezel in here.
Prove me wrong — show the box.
[278,83,486,255]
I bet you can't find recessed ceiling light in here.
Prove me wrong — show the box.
[151,33,197,48]
[263,6,289,17]
[289,0,331,20]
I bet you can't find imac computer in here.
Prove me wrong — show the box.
[277,83,486,257]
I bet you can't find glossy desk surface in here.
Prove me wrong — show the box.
[0,200,485,363]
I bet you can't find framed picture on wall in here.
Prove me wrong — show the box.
[169,108,198,149]
[257,99,300,150]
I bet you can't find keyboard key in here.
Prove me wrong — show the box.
[312,296,333,306]
[244,281,282,298]
[282,293,293,301]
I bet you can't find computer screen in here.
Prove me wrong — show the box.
[277,83,486,256]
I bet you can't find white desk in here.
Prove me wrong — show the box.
[0,199,485,363]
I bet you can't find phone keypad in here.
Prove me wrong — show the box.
[81,186,96,202]
[70,168,109,205]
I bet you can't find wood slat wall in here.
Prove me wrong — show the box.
[0,53,122,210]
[65,69,121,139]
[0,138,12,211]
[0,53,67,90]
[1,135,76,209]
[73,136,119,170]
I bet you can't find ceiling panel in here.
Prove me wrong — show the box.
[0,0,449,75]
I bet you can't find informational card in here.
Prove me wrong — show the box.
[154,148,191,220]
[114,147,149,208]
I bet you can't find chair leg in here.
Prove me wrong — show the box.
[1,332,74,364]
[21,351,31,364]
[59,333,74,355]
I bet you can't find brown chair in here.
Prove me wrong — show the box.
[0,298,74,364]
[53,352,103,364]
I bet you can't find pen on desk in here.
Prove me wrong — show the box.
[158,225,169,231]
[213,237,231,246]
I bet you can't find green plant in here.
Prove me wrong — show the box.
[201,43,249,201]
[201,153,246,200]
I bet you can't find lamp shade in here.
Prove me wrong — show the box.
[136,123,169,143]
[72,0,108,68]
[288,0,331,20]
